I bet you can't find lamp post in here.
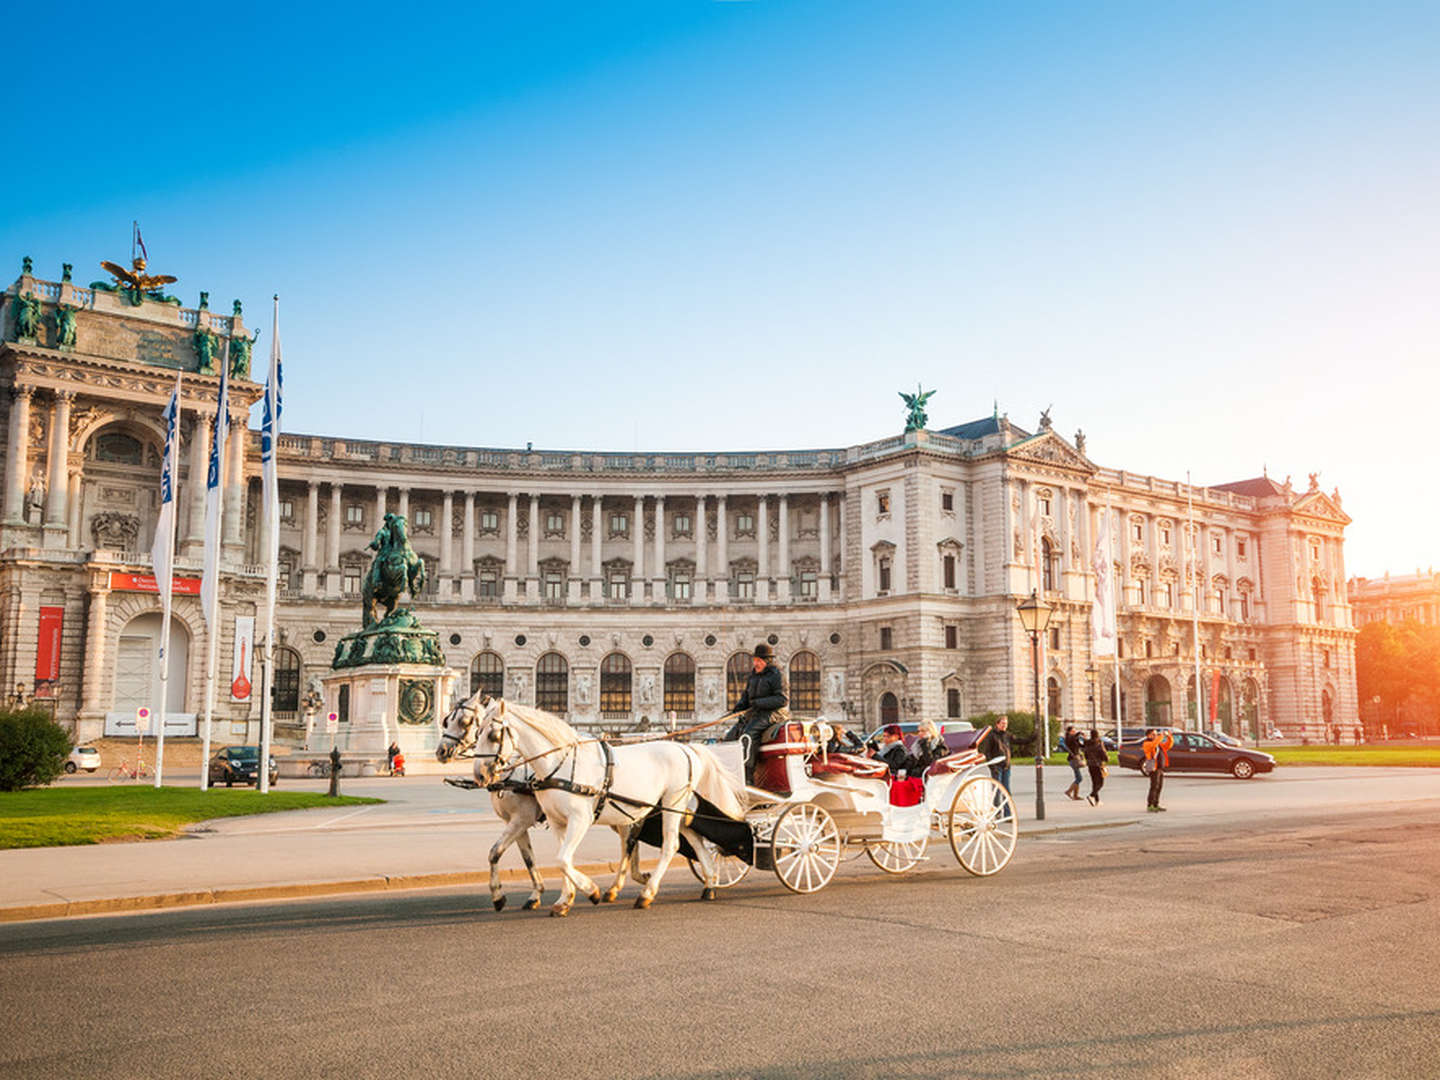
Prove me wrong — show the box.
[1085,663,1098,734]
[1016,590,1055,821]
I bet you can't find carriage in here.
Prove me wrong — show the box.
[680,718,1018,895]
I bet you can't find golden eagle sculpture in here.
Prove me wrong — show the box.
[99,256,178,296]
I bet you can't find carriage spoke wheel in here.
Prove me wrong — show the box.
[771,803,841,894]
[866,835,928,874]
[686,839,752,888]
[947,776,1018,877]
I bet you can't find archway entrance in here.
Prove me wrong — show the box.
[113,613,190,729]
[1144,675,1172,727]
[879,692,899,726]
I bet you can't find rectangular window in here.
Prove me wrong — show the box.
[1310,540,1322,561]
[1162,582,1174,608]
[279,500,294,522]
[346,504,364,525]
[607,572,629,600]
[735,572,755,600]
[1247,648,1257,662]
[1038,495,1052,517]
[546,511,565,534]
[941,490,954,512]
[943,554,956,589]
[343,567,361,595]
[413,508,432,529]
[799,571,817,598]
[878,558,891,593]
[544,571,564,601]
[946,688,961,718]
[671,574,691,601]
[1049,626,1060,650]
[1133,522,1144,542]
[1212,536,1223,555]
[1237,538,1247,558]
[610,513,629,537]
[480,509,500,532]
[735,512,754,535]
[479,569,499,598]
[944,625,958,649]
[278,563,292,590]
[337,684,349,723]
[879,626,893,651]
[1160,526,1171,546]
[1240,593,1250,619]
[876,491,891,516]
[673,513,692,537]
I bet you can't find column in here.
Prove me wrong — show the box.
[568,494,582,604]
[439,491,455,596]
[525,493,540,605]
[66,465,83,547]
[590,495,603,590]
[757,495,770,602]
[715,495,729,603]
[302,482,319,593]
[3,387,31,523]
[222,415,246,557]
[1225,525,1237,620]
[835,492,845,600]
[43,390,72,539]
[630,495,645,605]
[326,484,342,596]
[397,489,409,522]
[375,485,387,527]
[80,584,108,717]
[461,492,476,601]
[776,494,791,603]
[694,495,707,605]
[504,492,519,602]
[819,493,832,603]
[183,409,210,551]
[652,495,666,599]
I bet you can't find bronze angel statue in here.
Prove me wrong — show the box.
[899,384,936,432]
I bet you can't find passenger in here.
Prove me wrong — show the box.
[874,724,910,773]
[908,720,949,773]
[826,723,866,756]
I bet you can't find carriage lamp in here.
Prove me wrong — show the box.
[1016,591,1054,821]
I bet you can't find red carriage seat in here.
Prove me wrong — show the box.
[807,752,889,781]
[753,720,814,795]
[925,749,983,777]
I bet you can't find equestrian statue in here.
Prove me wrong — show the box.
[362,512,426,629]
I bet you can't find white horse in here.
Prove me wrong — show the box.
[436,693,650,912]
[440,696,747,916]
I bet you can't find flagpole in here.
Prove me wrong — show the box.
[153,374,181,788]
[199,358,230,790]
[257,297,282,794]
[1187,472,1203,733]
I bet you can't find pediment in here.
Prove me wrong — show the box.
[1006,432,1095,474]
[1292,491,1351,525]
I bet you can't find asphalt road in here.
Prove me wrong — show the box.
[3,802,1438,1080]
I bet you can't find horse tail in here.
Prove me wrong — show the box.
[690,746,748,820]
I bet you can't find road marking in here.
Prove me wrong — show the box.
[318,807,376,829]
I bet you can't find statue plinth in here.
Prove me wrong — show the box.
[331,609,445,669]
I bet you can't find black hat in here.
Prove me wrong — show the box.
[753,643,774,660]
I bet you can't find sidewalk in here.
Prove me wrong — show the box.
[6,764,1437,923]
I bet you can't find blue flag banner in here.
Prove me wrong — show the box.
[151,376,180,663]
[200,361,229,630]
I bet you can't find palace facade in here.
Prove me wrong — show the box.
[1,256,1358,749]
[1348,570,1440,628]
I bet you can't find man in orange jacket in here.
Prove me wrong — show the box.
[1142,729,1174,812]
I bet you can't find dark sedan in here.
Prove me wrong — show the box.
[1117,731,1275,779]
[208,746,279,787]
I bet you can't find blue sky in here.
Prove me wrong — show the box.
[5,1,1437,576]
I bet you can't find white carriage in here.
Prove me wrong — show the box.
[689,718,1018,894]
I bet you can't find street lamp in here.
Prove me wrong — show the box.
[1085,664,1098,734]
[1016,590,1055,821]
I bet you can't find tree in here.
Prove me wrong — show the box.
[0,708,72,791]
[1357,620,1440,736]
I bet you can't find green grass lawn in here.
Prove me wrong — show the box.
[0,787,383,849]
[1267,746,1440,768]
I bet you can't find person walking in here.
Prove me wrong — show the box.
[974,716,1013,819]
[1062,723,1084,800]
[1083,728,1108,805]
[1142,728,1173,812]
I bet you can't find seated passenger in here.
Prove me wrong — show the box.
[826,723,866,756]
[874,724,910,773]
[908,720,949,772]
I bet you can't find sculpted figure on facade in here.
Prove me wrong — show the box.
[638,672,657,705]
[13,292,41,340]
[229,329,257,380]
[194,328,220,375]
[575,672,593,706]
[53,303,79,348]
[701,674,721,707]
[825,669,845,703]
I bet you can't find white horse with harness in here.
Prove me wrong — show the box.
[437,695,747,916]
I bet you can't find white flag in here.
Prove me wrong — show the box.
[151,375,181,663]
[200,361,229,629]
[1091,508,1116,656]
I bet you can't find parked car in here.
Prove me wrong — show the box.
[65,745,101,773]
[859,720,979,754]
[1204,728,1245,748]
[1116,731,1275,779]
[208,745,279,787]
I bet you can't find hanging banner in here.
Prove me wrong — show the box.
[231,615,255,702]
[1209,669,1221,726]
[109,572,201,596]
[34,606,64,698]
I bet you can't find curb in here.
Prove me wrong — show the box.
[0,818,1145,925]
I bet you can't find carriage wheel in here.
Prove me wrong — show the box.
[947,776,1018,877]
[771,803,841,894]
[686,839,752,888]
[866,835,928,874]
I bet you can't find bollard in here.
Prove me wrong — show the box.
[328,746,341,797]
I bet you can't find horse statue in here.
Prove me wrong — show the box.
[362,512,425,628]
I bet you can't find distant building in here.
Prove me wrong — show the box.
[1,254,1357,747]
[1349,570,1440,627]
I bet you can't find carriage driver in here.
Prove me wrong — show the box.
[725,643,789,783]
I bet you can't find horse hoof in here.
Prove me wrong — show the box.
[634,895,653,910]
[550,904,570,918]
[522,898,540,911]
[493,896,507,912]
[602,888,619,904]
[589,890,603,906]
[700,887,717,902]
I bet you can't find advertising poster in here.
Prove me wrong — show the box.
[34,606,64,698]
[231,615,255,702]
[108,571,202,595]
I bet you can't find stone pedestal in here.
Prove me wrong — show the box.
[322,663,458,763]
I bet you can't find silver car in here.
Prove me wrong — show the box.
[66,745,101,773]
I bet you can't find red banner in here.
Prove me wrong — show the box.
[1209,669,1221,725]
[34,606,63,697]
[109,571,201,595]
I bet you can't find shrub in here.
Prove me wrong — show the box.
[0,708,73,791]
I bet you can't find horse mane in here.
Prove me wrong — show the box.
[500,700,582,745]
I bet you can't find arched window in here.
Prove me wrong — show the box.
[92,430,144,465]
[600,652,632,718]
[946,687,962,718]
[1145,675,1172,727]
[535,653,569,713]
[726,652,751,708]
[469,651,504,697]
[1313,580,1327,624]
[879,692,899,725]
[663,653,696,717]
[1046,676,1061,722]
[789,651,820,713]
[273,647,301,713]
[1041,538,1056,592]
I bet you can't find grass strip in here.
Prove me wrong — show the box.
[0,786,383,849]
[1266,746,1440,768]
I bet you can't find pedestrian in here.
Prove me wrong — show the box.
[974,716,1013,819]
[1141,728,1173,812]
[386,741,400,774]
[1083,728,1108,805]
[1062,723,1084,800]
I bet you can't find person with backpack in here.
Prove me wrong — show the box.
[1141,729,1174,812]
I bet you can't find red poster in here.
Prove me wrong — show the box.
[34,606,63,697]
[109,572,202,595]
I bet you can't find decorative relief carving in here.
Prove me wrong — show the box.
[91,511,139,550]
[515,512,528,539]
[580,513,593,541]
[768,512,780,541]
[453,506,466,535]
[98,485,136,507]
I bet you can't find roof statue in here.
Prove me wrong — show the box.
[899,384,936,432]
[1039,405,1053,430]
[98,254,178,307]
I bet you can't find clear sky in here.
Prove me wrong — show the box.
[5,1,1436,577]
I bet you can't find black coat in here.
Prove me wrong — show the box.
[1082,736,1108,767]
[908,735,949,772]
[733,663,787,720]
[975,725,1011,765]
[877,741,909,772]
[1063,731,1084,762]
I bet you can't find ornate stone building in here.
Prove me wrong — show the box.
[1,255,1357,747]
[1349,570,1440,628]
